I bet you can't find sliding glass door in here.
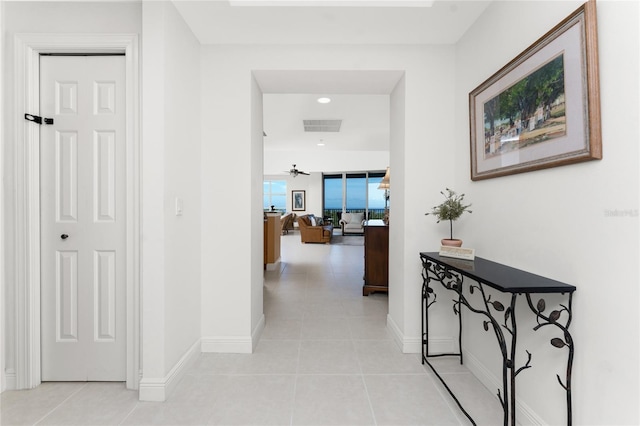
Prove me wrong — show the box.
[322,171,386,223]
[345,173,366,213]
[367,174,386,219]
[322,174,343,223]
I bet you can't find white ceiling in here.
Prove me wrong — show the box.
[254,70,405,94]
[256,70,402,156]
[172,0,491,170]
[173,1,491,45]
[263,93,390,152]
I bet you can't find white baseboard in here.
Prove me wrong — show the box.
[462,349,546,425]
[138,339,200,402]
[386,314,404,350]
[387,314,454,354]
[201,336,253,354]
[265,260,280,271]
[515,397,547,425]
[202,315,265,354]
[251,314,265,352]
[201,336,252,353]
[3,369,16,391]
[423,337,455,355]
[461,348,501,393]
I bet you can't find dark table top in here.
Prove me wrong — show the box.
[420,252,576,294]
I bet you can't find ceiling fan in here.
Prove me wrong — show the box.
[287,164,310,177]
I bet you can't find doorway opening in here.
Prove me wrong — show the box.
[254,70,405,344]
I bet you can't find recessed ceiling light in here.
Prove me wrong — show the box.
[317,143,325,146]
[317,97,331,104]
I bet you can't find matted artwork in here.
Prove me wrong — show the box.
[469,1,601,181]
[292,190,306,211]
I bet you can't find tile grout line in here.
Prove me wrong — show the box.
[290,339,302,426]
[360,374,378,426]
[33,383,88,425]
[118,399,141,426]
[353,331,378,426]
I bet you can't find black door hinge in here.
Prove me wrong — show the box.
[25,114,54,125]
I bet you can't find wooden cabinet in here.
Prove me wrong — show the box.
[264,213,281,269]
[363,220,389,296]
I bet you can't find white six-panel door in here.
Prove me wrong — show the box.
[40,55,126,381]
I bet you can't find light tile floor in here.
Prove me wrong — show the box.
[1,231,502,425]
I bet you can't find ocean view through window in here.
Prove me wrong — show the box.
[323,171,386,224]
[263,180,286,212]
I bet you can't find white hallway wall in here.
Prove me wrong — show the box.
[139,1,202,400]
[0,0,6,393]
[454,1,639,425]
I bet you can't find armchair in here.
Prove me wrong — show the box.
[297,214,333,244]
[280,213,295,235]
[339,212,365,236]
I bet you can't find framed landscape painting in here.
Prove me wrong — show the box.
[469,0,601,181]
[292,190,306,211]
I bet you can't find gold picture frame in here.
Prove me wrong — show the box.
[469,0,601,181]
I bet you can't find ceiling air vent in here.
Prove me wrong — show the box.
[303,119,342,132]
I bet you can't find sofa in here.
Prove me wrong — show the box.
[339,212,365,235]
[297,214,333,244]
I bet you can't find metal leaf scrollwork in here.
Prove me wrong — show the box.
[484,295,505,312]
[421,263,440,310]
[446,275,462,292]
[526,293,574,420]
[469,284,482,296]
[556,374,569,391]
[501,307,514,336]
[497,389,505,410]
[452,300,461,316]
[515,350,532,377]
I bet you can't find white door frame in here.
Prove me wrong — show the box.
[13,33,140,390]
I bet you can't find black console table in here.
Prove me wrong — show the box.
[420,252,576,426]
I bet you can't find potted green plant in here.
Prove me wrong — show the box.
[426,188,472,247]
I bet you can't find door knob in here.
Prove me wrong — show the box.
[61,234,69,240]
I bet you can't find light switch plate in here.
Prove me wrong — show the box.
[175,197,183,216]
